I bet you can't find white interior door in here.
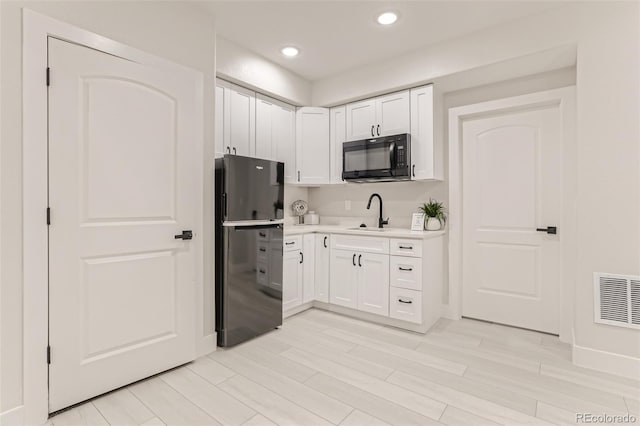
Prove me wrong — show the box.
[462,103,562,334]
[48,38,199,411]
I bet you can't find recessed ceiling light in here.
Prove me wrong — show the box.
[281,46,299,57]
[377,12,398,25]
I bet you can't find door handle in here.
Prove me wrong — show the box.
[536,226,557,235]
[232,147,237,155]
[174,230,193,240]
[376,124,380,136]
[299,251,304,264]
[352,253,356,266]
[323,236,328,248]
[358,254,362,267]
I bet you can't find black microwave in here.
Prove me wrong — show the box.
[342,133,411,182]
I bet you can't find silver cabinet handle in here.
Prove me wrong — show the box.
[398,298,413,304]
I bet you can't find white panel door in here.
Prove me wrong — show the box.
[283,250,303,311]
[314,234,330,303]
[228,83,255,157]
[296,107,330,184]
[255,94,275,160]
[273,103,297,184]
[329,106,346,184]
[346,99,376,141]
[330,249,358,309]
[302,234,316,303]
[410,85,440,180]
[48,38,198,411]
[376,91,410,137]
[357,253,390,316]
[462,104,562,334]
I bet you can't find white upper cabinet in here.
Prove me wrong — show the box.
[255,94,275,160]
[273,102,296,183]
[346,99,376,140]
[377,91,410,137]
[216,78,255,157]
[329,106,346,184]
[410,84,441,180]
[296,107,330,185]
[346,90,410,141]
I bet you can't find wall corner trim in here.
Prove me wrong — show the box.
[573,344,640,379]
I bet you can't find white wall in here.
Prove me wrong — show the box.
[312,2,640,362]
[217,36,311,106]
[0,1,216,418]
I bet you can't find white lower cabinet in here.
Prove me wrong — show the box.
[302,234,316,303]
[389,287,423,324]
[329,249,359,308]
[330,248,390,316]
[357,253,390,316]
[314,234,330,303]
[282,249,303,311]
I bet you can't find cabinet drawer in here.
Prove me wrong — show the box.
[389,239,422,257]
[283,235,302,252]
[389,288,422,324]
[390,256,423,291]
[257,242,269,261]
[331,234,389,254]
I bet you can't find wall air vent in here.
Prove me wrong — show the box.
[594,273,640,330]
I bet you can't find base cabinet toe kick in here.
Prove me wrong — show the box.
[283,232,444,332]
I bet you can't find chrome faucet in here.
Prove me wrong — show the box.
[367,193,389,229]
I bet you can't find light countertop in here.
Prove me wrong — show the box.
[284,224,445,240]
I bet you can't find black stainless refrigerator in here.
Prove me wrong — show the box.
[215,155,284,347]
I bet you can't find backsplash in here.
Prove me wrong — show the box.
[283,184,309,225]
[308,180,448,228]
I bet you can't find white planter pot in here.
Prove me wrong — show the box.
[425,217,442,231]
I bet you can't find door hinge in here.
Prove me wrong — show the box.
[47,345,51,364]
[46,67,50,86]
[46,207,51,225]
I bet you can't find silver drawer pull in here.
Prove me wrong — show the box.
[398,245,413,250]
[398,298,413,304]
[398,267,413,271]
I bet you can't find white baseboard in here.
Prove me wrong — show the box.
[573,344,640,378]
[196,332,217,357]
[0,405,24,426]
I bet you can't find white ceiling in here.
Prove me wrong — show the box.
[201,1,566,81]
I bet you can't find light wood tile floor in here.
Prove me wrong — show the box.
[46,309,640,426]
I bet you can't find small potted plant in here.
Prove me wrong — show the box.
[420,199,447,231]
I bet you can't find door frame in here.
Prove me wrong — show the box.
[447,87,576,343]
[22,10,204,425]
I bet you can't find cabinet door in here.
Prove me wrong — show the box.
[274,103,297,184]
[228,83,255,157]
[314,234,330,303]
[302,234,315,304]
[329,249,358,309]
[255,94,274,160]
[410,85,440,180]
[296,107,330,184]
[283,250,303,311]
[346,99,376,141]
[329,106,346,184]
[376,90,410,137]
[215,81,228,158]
[357,252,390,316]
